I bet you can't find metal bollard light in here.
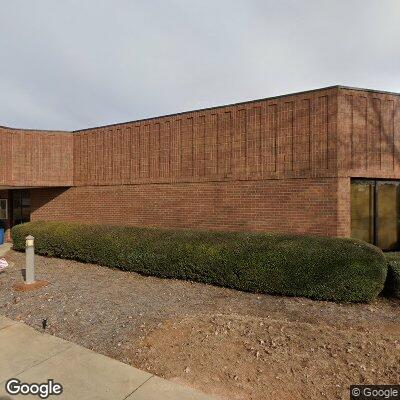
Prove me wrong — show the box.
[25,235,35,284]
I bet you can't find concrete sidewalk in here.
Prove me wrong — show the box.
[0,243,12,257]
[0,316,217,399]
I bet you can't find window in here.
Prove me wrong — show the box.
[0,199,7,220]
[12,190,30,225]
[351,180,400,250]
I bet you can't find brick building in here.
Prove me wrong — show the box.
[1,85,399,249]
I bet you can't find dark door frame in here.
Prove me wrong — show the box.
[10,189,31,227]
[352,178,400,250]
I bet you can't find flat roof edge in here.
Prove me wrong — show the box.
[2,85,399,133]
[0,125,71,134]
[74,85,400,132]
[337,85,400,97]
[73,85,341,132]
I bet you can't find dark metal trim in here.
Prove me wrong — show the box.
[351,178,400,251]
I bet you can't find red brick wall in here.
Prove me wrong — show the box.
[0,127,73,187]
[73,87,338,186]
[62,86,345,237]
[30,177,346,237]
[4,87,400,190]
[337,88,400,179]
[335,87,400,237]
[336,178,351,237]
[6,86,400,238]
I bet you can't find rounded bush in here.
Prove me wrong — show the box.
[11,221,388,303]
[384,254,400,298]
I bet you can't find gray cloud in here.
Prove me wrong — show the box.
[0,0,399,131]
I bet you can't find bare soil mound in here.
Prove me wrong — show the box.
[1,251,399,400]
[135,314,399,400]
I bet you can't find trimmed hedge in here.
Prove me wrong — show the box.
[11,221,388,303]
[384,253,400,298]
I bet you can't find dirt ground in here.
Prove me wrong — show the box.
[0,250,399,400]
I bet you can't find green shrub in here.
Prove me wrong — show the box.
[11,221,388,303]
[384,253,400,298]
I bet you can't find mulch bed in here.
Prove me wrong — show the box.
[1,250,399,400]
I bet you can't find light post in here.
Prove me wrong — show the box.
[25,235,35,284]
[12,234,48,292]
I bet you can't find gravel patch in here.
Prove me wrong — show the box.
[0,250,399,400]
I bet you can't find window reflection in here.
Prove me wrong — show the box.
[351,180,399,251]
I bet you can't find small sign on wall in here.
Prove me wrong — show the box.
[0,199,7,220]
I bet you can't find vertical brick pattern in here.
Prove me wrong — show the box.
[0,129,13,184]
[4,86,400,238]
[338,88,400,178]
[0,127,73,187]
[72,87,339,186]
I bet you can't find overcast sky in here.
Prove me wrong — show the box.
[0,0,399,131]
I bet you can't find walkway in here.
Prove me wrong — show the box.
[0,243,12,257]
[0,243,216,399]
[0,315,217,399]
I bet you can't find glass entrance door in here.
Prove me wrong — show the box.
[351,180,399,250]
[351,182,374,244]
[376,182,398,250]
[11,189,31,226]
